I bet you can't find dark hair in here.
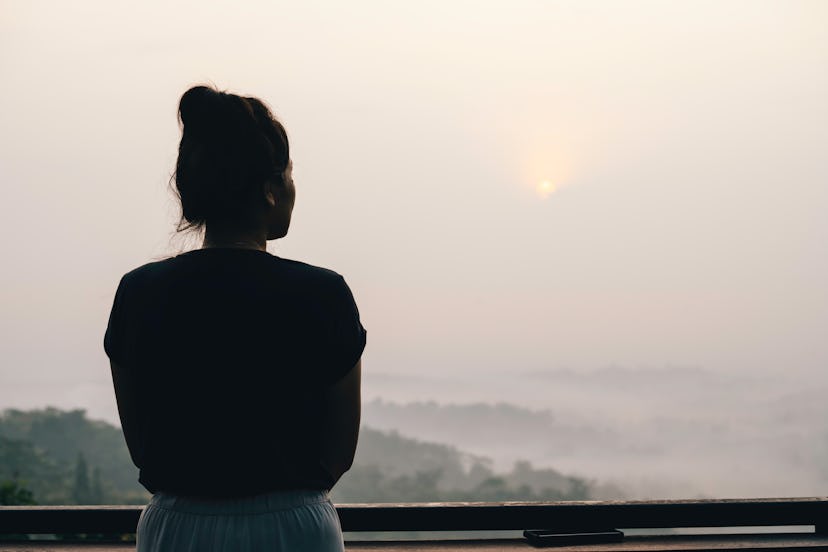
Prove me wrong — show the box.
[171,84,290,234]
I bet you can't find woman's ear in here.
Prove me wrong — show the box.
[263,180,277,207]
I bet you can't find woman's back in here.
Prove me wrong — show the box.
[105,247,366,497]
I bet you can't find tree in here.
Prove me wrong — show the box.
[0,479,36,505]
[91,467,104,504]
[72,452,91,504]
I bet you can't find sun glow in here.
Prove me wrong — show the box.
[522,148,575,200]
[536,180,557,199]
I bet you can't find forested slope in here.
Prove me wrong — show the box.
[0,408,603,505]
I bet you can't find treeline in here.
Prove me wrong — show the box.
[0,409,148,504]
[0,408,606,505]
[333,428,593,502]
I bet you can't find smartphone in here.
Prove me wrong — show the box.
[523,529,624,547]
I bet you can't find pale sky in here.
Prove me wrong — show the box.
[1,0,827,418]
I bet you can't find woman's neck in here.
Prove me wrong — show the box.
[202,227,267,251]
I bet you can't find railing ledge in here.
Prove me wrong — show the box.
[1,497,827,534]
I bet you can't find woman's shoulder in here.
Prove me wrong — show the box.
[269,257,357,302]
[274,256,345,283]
[115,254,182,287]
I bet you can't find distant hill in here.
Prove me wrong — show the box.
[361,398,621,472]
[0,407,607,505]
[363,398,562,448]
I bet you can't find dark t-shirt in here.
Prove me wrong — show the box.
[103,248,366,497]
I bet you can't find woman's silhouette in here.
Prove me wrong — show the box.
[104,84,366,551]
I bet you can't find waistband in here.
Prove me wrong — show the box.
[149,489,331,515]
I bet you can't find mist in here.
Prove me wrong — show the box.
[1,1,827,499]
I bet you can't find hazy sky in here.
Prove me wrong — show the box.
[1,0,826,419]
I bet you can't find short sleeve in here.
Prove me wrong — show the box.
[322,275,367,386]
[103,275,128,364]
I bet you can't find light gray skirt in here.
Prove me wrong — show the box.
[136,489,345,552]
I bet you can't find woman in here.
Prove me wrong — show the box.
[103,84,366,551]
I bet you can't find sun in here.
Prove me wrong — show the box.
[536,180,557,199]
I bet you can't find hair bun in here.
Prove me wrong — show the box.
[178,85,232,139]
